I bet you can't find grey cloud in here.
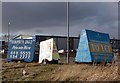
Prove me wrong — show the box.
[2,2,118,38]
[2,2,67,33]
[69,2,117,25]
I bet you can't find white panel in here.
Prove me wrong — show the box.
[39,38,53,63]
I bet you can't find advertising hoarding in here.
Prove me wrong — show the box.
[7,39,36,62]
[75,29,114,62]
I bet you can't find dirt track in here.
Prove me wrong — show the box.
[2,60,120,81]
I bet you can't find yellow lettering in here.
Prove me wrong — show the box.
[89,42,112,53]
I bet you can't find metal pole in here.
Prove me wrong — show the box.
[67,0,69,64]
[8,21,10,44]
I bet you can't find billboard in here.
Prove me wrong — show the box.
[75,29,114,63]
[7,39,36,62]
[39,38,60,63]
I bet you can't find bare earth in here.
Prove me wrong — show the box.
[1,59,120,81]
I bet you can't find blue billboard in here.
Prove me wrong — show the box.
[75,29,114,63]
[7,39,36,62]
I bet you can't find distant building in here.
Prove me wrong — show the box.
[0,41,7,49]
[13,34,33,39]
[0,41,8,55]
[35,35,79,50]
[10,34,120,53]
[12,35,79,50]
[110,39,120,52]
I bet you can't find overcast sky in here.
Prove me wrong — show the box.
[2,2,118,38]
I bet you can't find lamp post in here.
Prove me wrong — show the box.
[8,21,10,44]
[67,0,69,64]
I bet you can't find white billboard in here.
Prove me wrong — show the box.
[39,38,60,63]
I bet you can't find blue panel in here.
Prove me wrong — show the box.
[7,39,36,62]
[86,30,110,44]
[75,29,114,63]
[75,29,92,62]
[91,52,114,62]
